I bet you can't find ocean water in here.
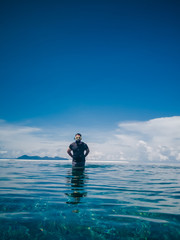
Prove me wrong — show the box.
[0,159,180,240]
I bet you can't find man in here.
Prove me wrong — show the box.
[67,133,90,168]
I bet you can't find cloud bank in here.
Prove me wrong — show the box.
[0,117,180,163]
[0,120,69,158]
[90,116,180,162]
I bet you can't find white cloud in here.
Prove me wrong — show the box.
[0,120,68,158]
[89,116,180,162]
[0,116,180,163]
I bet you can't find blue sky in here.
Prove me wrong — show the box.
[0,0,180,130]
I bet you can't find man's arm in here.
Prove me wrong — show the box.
[67,148,73,158]
[84,148,90,157]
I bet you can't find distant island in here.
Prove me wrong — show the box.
[17,155,68,160]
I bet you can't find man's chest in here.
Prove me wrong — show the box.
[71,143,84,152]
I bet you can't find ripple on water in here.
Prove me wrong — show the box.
[0,160,180,240]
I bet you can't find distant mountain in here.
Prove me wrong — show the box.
[17,155,68,160]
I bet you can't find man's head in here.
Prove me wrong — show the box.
[74,133,82,142]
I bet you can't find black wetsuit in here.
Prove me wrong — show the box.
[69,141,88,167]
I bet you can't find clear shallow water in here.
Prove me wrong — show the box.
[0,159,180,240]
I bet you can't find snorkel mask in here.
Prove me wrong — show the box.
[74,133,82,142]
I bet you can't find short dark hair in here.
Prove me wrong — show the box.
[75,133,82,137]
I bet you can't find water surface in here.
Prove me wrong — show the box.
[0,159,180,240]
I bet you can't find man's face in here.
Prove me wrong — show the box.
[75,135,81,141]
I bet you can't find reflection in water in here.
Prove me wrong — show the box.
[65,167,88,204]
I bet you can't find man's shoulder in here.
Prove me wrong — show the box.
[70,141,88,147]
[69,142,76,148]
[81,141,88,147]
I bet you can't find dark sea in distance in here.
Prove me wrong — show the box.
[0,159,180,240]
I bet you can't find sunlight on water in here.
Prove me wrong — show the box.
[0,159,180,240]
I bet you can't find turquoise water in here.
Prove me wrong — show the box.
[0,159,180,240]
